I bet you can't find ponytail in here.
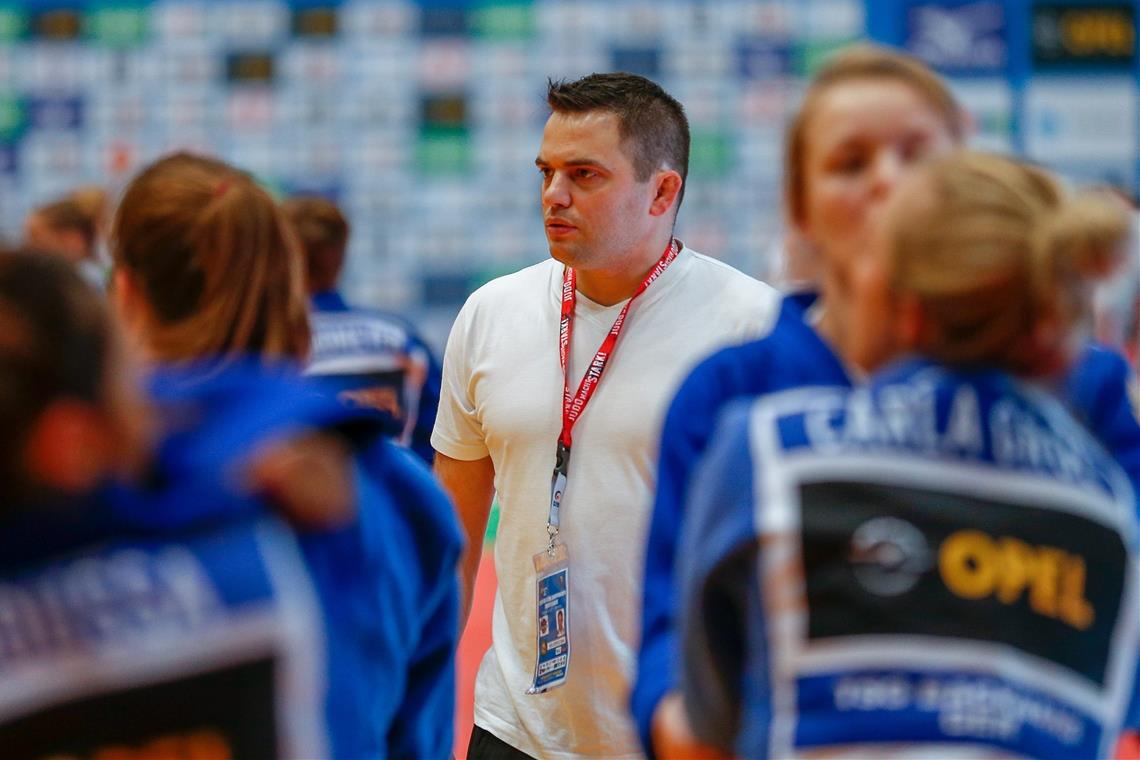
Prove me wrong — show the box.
[1031,189,1128,301]
[888,150,1129,375]
[112,153,311,365]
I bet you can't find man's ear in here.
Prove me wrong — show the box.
[23,400,113,494]
[649,170,683,218]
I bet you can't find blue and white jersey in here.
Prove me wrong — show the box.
[0,510,328,759]
[634,292,849,756]
[679,358,1140,759]
[307,291,441,465]
[0,362,462,760]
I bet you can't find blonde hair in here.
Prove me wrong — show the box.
[888,150,1128,374]
[111,153,310,364]
[784,43,965,226]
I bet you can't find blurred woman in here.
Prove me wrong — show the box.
[106,152,462,759]
[633,44,965,758]
[111,153,309,365]
[678,150,1137,758]
[0,251,337,756]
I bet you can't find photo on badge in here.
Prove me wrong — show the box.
[528,543,570,694]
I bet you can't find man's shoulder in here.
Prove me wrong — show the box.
[679,294,823,378]
[684,249,776,298]
[676,249,778,330]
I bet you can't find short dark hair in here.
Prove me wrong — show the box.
[0,250,110,501]
[546,72,690,206]
[281,196,349,294]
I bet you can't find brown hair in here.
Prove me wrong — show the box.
[784,43,965,226]
[31,197,97,258]
[547,72,689,206]
[67,185,110,232]
[887,150,1128,375]
[111,152,310,364]
[281,196,349,294]
[0,250,110,500]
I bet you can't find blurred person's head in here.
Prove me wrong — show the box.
[68,185,111,241]
[850,150,1128,377]
[783,44,965,350]
[0,251,151,505]
[24,198,97,265]
[281,196,349,295]
[538,72,688,290]
[110,152,310,365]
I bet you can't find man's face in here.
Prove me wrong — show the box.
[536,110,658,272]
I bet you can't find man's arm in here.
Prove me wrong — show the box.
[433,452,495,628]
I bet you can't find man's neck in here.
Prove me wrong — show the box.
[573,235,676,307]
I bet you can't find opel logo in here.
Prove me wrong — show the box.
[849,517,932,596]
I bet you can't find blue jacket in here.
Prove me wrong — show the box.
[308,290,442,465]
[0,363,462,760]
[632,293,850,755]
[635,296,1140,756]
[680,358,1140,758]
[1065,342,1140,485]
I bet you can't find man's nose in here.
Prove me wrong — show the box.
[543,172,572,209]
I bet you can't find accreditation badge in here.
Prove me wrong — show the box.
[527,542,570,694]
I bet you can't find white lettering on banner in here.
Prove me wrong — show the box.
[990,401,1101,487]
[945,386,984,453]
[803,382,952,454]
[311,320,406,357]
[801,384,1105,491]
[0,548,222,662]
[831,675,1084,746]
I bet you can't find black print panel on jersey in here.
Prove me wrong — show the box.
[330,370,406,413]
[799,480,1127,687]
[0,657,278,758]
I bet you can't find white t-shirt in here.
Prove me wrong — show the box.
[433,246,777,759]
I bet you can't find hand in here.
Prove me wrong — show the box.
[651,692,733,760]
[247,431,356,529]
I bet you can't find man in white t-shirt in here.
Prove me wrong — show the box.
[432,72,777,760]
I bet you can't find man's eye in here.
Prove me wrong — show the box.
[574,168,597,180]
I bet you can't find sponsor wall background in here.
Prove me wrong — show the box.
[0,0,1135,347]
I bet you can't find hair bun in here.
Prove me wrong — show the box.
[1036,189,1130,286]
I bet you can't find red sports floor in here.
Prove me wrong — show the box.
[455,552,496,759]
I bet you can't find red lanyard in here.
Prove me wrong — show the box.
[545,239,679,542]
[557,239,679,450]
